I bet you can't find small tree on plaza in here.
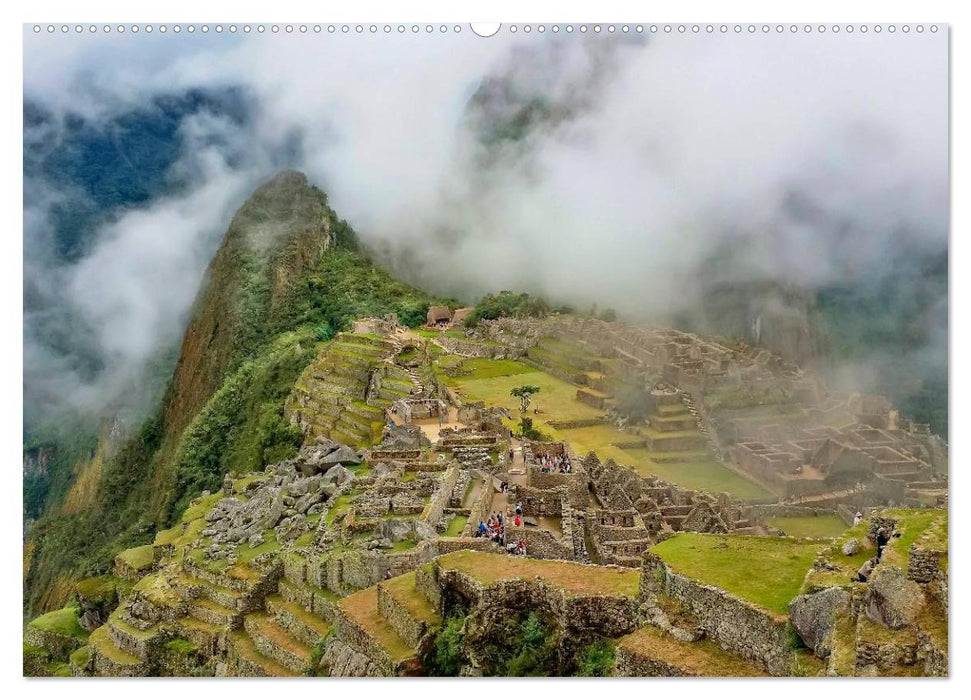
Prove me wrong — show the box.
[510,385,540,414]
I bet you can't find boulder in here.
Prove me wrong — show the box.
[294,492,322,514]
[866,565,925,629]
[414,520,438,541]
[842,538,860,556]
[374,518,414,543]
[789,586,851,658]
[276,514,308,542]
[322,445,362,467]
[323,464,354,487]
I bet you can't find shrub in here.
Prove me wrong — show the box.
[498,612,557,676]
[466,291,551,327]
[429,616,466,676]
[577,639,615,676]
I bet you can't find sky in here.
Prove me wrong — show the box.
[22,26,949,427]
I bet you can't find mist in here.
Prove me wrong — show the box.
[22,27,948,430]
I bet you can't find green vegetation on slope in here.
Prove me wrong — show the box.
[465,290,552,327]
[23,176,440,619]
[167,331,314,520]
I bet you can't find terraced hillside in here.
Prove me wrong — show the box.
[286,332,420,448]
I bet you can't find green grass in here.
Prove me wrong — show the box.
[437,550,640,598]
[881,509,944,571]
[74,575,129,603]
[650,533,822,616]
[180,492,223,523]
[445,358,538,382]
[387,539,418,553]
[766,514,849,539]
[235,529,280,563]
[444,515,468,537]
[116,544,155,572]
[326,493,356,527]
[451,370,603,423]
[165,637,198,655]
[69,645,91,668]
[28,606,89,640]
[622,452,773,501]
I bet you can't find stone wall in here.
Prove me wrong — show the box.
[435,566,641,641]
[415,564,442,612]
[514,484,565,517]
[641,554,792,675]
[466,471,494,533]
[504,524,574,560]
[423,464,460,525]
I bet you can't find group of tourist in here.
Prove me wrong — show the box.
[536,451,572,474]
[474,510,527,556]
[853,524,897,583]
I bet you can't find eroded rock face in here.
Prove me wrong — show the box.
[866,566,925,630]
[788,587,851,658]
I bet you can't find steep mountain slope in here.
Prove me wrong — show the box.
[23,172,437,619]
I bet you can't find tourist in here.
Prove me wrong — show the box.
[515,501,523,516]
[515,514,522,527]
[855,557,877,583]
[876,527,890,559]
[477,521,486,536]
[853,511,863,526]
[519,540,527,556]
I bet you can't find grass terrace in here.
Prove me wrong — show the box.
[28,605,89,641]
[436,550,639,598]
[116,544,155,572]
[444,515,468,537]
[650,533,822,616]
[448,370,603,424]
[339,587,414,662]
[616,625,766,677]
[438,355,773,501]
[628,457,774,502]
[382,571,441,627]
[766,514,849,539]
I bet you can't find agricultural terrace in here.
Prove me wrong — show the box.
[436,550,640,598]
[650,533,823,616]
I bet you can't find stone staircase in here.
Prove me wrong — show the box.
[680,392,723,460]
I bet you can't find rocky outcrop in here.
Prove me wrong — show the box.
[789,587,851,658]
[865,566,925,630]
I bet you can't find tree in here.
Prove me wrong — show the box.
[510,385,540,413]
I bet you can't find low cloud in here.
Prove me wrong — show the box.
[23,28,948,426]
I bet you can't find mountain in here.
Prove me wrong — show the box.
[23,172,438,619]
